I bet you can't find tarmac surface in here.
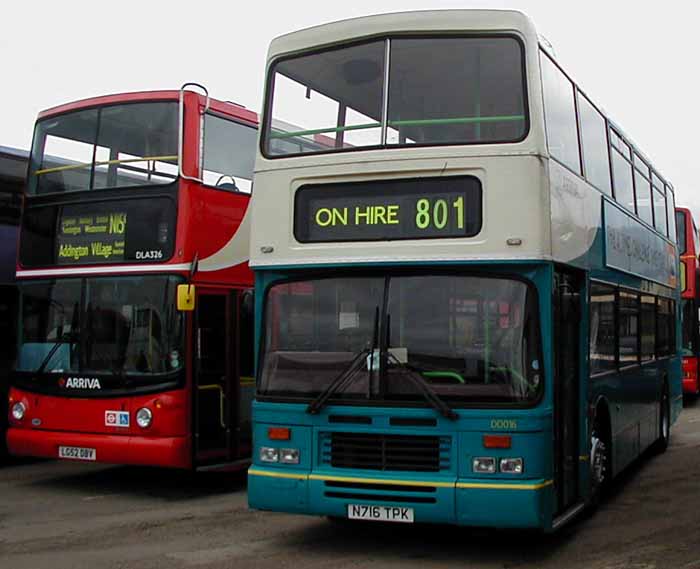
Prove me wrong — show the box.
[2,400,700,569]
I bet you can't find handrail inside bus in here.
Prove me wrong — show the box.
[420,368,533,390]
[421,371,466,384]
[197,383,226,429]
[34,155,178,176]
[268,114,526,140]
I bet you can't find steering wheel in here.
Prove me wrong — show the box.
[215,175,239,191]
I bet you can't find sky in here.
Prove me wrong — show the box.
[3,0,699,211]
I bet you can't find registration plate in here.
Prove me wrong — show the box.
[58,446,96,461]
[348,504,414,523]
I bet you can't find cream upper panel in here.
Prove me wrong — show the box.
[251,155,550,267]
[251,10,549,268]
[267,10,538,65]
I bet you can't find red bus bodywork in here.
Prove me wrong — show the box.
[7,88,258,468]
[677,207,700,395]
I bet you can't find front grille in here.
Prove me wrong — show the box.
[322,480,439,503]
[320,432,450,472]
[324,491,436,503]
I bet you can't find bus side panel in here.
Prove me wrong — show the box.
[549,160,604,271]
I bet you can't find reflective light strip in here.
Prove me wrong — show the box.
[17,263,191,278]
[249,468,553,491]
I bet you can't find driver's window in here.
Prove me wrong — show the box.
[201,113,256,193]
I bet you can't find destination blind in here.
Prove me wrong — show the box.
[20,193,177,268]
[57,210,127,264]
[294,176,482,243]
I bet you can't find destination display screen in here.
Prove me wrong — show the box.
[19,193,177,268]
[294,176,482,243]
[57,210,127,264]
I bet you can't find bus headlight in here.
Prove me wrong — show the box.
[499,457,524,474]
[472,457,496,474]
[260,447,279,462]
[279,448,300,464]
[135,407,153,428]
[11,402,26,421]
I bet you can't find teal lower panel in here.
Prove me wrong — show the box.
[455,483,552,528]
[249,469,552,529]
[248,471,309,514]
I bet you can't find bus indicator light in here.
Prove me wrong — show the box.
[268,427,291,441]
[483,435,511,449]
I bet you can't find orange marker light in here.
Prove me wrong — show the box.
[483,435,512,449]
[268,427,291,441]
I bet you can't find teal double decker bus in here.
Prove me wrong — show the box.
[247,10,682,530]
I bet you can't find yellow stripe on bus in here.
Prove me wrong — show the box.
[248,468,308,481]
[455,480,553,490]
[249,468,553,491]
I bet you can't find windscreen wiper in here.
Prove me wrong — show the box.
[386,352,459,421]
[306,307,380,415]
[35,331,77,375]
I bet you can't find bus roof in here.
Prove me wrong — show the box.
[0,146,29,184]
[38,89,257,126]
[268,10,538,59]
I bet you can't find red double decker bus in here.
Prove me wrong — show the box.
[677,207,700,395]
[7,85,258,469]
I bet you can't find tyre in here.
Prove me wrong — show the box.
[652,384,670,454]
[588,416,610,508]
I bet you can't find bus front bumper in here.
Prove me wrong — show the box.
[7,427,191,469]
[248,467,553,529]
[683,376,699,395]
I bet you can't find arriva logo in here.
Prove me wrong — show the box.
[62,377,102,390]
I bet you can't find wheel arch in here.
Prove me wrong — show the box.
[591,395,612,444]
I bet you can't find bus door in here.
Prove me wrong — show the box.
[193,289,240,466]
[553,272,581,514]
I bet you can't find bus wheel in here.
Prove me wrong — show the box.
[653,385,670,454]
[588,419,610,507]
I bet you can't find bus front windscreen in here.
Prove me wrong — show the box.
[681,298,698,357]
[676,211,687,255]
[260,275,542,405]
[14,275,184,392]
[264,36,527,156]
[29,102,179,195]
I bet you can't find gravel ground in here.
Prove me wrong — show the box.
[1,400,699,569]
